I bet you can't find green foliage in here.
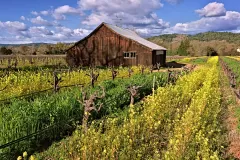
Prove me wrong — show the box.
[148,32,240,56]
[177,38,191,56]
[190,57,207,65]
[0,47,12,55]
[0,72,167,160]
[205,46,218,56]
[167,50,178,56]
[0,55,67,69]
[32,57,225,160]
[222,57,240,87]
[189,32,240,44]
[148,34,179,42]
[45,43,69,55]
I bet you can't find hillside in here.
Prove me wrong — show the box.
[0,43,50,47]
[189,32,240,43]
[148,32,240,56]
[149,32,240,43]
[1,32,240,56]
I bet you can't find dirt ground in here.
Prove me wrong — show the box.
[221,69,240,159]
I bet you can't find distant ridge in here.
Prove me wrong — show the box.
[0,43,51,47]
[148,31,240,44]
[0,42,75,47]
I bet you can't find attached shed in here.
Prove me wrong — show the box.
[66,22,167,67]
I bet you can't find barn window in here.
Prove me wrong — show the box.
[124,51,136,58]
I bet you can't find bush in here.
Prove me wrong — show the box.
[0,47,13,55]
[205,46,218,56]
[177,39,191,56]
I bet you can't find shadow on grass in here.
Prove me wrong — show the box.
[166,61,186,68]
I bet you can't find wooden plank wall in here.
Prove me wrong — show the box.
[67,24,153,67]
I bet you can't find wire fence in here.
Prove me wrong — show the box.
[0,70,159,158]
[0,68,183,158]
[0,72,139,104]
[0,118,74,150]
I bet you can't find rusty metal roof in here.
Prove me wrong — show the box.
[105,23,167,51]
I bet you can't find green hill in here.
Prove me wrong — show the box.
[149,32,240,44]
[148,32,240,56]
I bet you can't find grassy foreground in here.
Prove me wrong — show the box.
[23,57,226,160]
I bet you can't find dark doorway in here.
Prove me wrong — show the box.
[152,50,166,67]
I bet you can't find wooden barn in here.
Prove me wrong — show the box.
[66,22,167,67]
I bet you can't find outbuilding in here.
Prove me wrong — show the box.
[66,22,167,67]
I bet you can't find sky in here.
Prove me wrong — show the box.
[0,0,239,44]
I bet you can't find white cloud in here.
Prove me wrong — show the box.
[195,2,226,17]
[0,25,91,44]
[79,0,169,37]
[73,28,91,37]
[55,5,82,15]
[82,11,169,37]
[78,0,163,16]
[0,36,32,44]
[55,26,91,38]
[29,26,54,36]
[31,11,38,16]
[20,16,26,21]
[52,5,82,20]
[0,21,28,32]
[55,26,73,36]
[82,12,112,25]
[40,11,49,16]
[31,16,53,26]
[166,11,240,34]
[53,14,66,20]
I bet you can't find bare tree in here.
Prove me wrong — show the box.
[78,86,105,133]
[128,67,133,77]
[167,69,182,84]
[156,63,161,72]
[48,71,63,92]
[13,59,18,69]
[127,85,142,105]
[86,68,99,88]
[140,66,145,75]
[110,65,118,80]
[149,65,154,73]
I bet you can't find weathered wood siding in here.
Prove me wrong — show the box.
[66,25,153,67]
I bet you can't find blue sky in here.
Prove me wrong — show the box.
[0,0,239,44]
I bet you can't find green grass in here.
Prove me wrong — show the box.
[0,72,168,160]
[222,57,240,88]
[190,57,208,65]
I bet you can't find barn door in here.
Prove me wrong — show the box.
[153,50,165,66]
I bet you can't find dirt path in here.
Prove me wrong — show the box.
[221,68,240,159]
[226,89,240,159]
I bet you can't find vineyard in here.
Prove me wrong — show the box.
[0,56,240,160]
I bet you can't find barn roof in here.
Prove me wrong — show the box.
[67,22,167,52]
[104,23,167,51]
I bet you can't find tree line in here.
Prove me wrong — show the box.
[0,42,73,55]
[148,32,240,56]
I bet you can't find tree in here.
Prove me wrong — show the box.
[177,38,191,56]
[20,45,29,54]
[45,44,53,54]
[205,46,218,56]
[0,47,12,55]
[54,42,68,54]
